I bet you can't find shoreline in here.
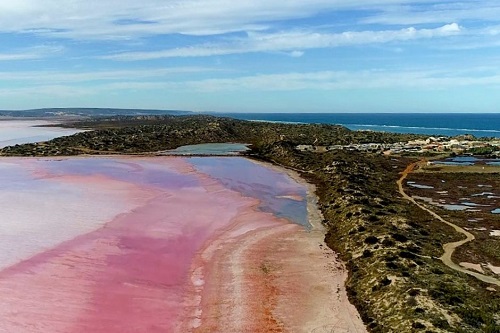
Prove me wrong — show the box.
[256,158,368,331]
[184,156,368,332]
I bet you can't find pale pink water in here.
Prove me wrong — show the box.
[0,120,84,148]
[0,156,307,332]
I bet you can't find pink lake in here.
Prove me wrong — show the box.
[0,120,84,148]
[0,156,307,332]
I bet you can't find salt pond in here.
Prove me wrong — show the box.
[433,156,500,166]
[413,196,496,212]
[163,143,250,155]
[407,182,434,189]
[0,120,84,148]
[0,156,308,332]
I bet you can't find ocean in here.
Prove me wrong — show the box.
[211,113,500,138]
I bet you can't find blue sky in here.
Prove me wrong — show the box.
[1,0,500,113]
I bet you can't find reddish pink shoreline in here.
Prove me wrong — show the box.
[182,160,369,333]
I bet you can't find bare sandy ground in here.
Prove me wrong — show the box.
[179,160,367,333]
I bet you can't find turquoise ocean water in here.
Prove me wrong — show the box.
[211,113,500,138]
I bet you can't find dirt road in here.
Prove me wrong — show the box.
[397,161,500,287]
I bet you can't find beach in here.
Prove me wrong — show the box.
[180,159,367,332]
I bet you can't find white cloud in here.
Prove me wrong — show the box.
[0,67,216,83]
[3,67,500,101]
[0,53,40,61]
[0,45,63,61]
[103,23,462,60]
[164,69,500,92]
[438,23,461,33]
[0,0,470,40]
[289,51,305,57]
[63,68,500,93]
[0,85,92,98]
[0,0,347,39]
[363,1,500,25]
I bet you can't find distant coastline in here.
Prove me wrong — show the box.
[2,109,498,138]
[211,113,500,138]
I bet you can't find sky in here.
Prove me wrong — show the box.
[1,0,500,113]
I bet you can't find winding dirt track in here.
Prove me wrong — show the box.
[397,160,500,287]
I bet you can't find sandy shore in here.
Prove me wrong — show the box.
[180,159,368,333]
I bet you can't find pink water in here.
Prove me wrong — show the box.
[0,156,306,332]
[0,120,84,148]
